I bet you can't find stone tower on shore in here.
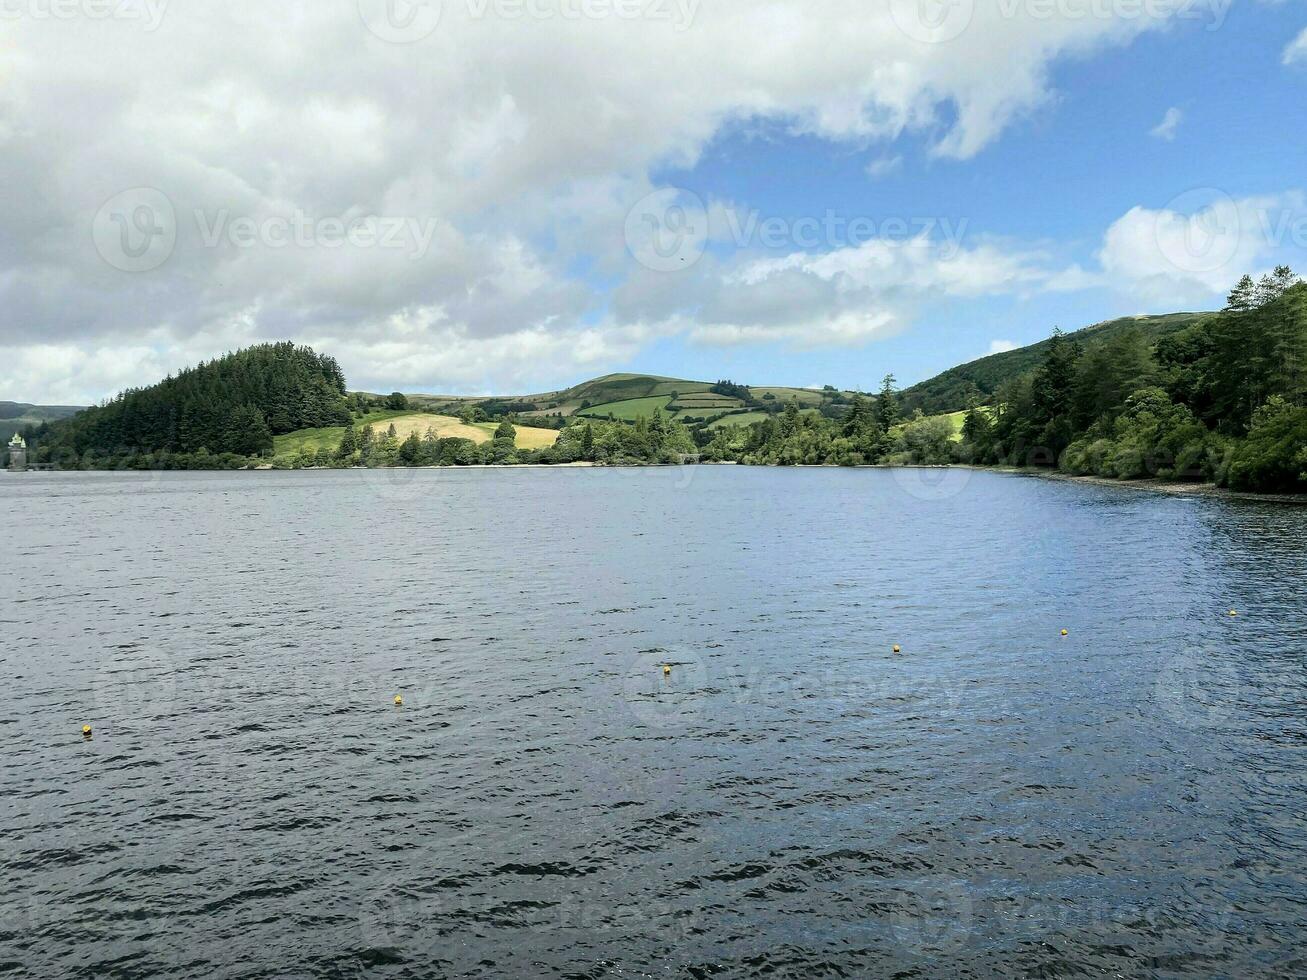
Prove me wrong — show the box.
[6,433,27,472]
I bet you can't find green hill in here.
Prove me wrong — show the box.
[1,401,84,443]
[899,312,1213,416]
[385,373,846,429]
[373,313,1218,431]
[33,343,351,465]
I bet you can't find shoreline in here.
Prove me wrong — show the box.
[964,465,1307,504]
[7,461,1305,502]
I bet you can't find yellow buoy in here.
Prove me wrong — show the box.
[662,665,672,676]
[82,725,93,738]
[1061,630,1069,637]
[1229,610,1238,617]
[394,694,403,706]
[892,645,901,654]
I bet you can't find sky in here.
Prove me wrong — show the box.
[2,0,1306,404]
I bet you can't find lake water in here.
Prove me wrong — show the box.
[2,467,1305,977]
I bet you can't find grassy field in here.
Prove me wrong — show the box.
[273,410,410,457]
[470,420,559,450]
[890,407,991,442]
[577,395,674,420]
[648,380,714,397]
[940,410,969,439]
[749,387,825,406]
[273,411,558,458]
[704,411,772,430]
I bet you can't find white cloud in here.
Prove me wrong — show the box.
[1097,191,1307,306]
[865,154,904,179]
[1283,27,1307,66]
[1150,107,1183,142]
[987,339,1018,355]
[613,235,1095,350]
[0,1,1215,401]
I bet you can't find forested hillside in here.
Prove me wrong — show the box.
[34,344,350,466]
[959,269,1307,492]
[898,313,1210,416]
[691,269,1305,492]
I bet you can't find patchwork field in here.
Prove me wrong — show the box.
[704,411,772,430]
[577,395,674,420]
[273,411,558,459]
[749,387,825,406]
[374,414,559,449]
[273,411,410,457]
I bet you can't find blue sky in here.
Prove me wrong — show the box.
[3,0,1306,402]
[625,2,1307,391]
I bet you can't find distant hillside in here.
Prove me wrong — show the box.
[385,373,845,429]
[899,312,1214,416]
[1,401,84,442]
[374,314,1218,429]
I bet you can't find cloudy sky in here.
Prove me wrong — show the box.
[2,0,1305,403]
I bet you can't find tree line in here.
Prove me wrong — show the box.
[689,270,1305,492]
[14,273,1305,491]
[958,269,1306,492]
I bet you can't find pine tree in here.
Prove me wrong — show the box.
[337,425,359,460]
[1226,274,1256,312]
[877,375,899,432]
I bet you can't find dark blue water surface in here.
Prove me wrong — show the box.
[2,467,1306,978]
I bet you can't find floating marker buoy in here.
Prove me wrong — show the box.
[82,725,93,739]
[394,695,403,706]
[892,645,901,654]
[1061,630,1069,637]
[662,665,672,676]
[1229,610,1238,617]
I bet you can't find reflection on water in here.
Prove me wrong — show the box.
[2,468,1305,977]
